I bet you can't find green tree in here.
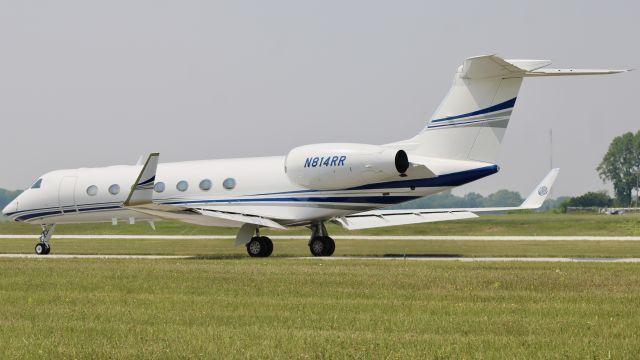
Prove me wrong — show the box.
[0,188,22,213]
[597,131,640,206]
[483,190,523,207]
[560,191,613,212]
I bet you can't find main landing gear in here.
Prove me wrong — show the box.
[35,224,55,255]
[308,222,335,257]
[245,229,273,258]
[241,222,336,258]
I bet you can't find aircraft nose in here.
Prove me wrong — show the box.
[2,199,17,217]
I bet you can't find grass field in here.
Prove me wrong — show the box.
[4,237,640,258]
[1,213,639,358]
[0,259,638,359]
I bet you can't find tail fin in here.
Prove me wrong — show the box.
[402,55,627,163]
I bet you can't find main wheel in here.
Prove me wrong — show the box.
[261,236,273,257]
[35,243,48,255]
[309,236,335,257]
[246,236,273,257]
[44,244,51,255]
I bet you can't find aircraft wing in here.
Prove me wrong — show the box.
[128,204,287,229]
[333,168,559,230]
[124,153,159,206]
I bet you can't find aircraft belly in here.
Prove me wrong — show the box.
[26,209,154,225]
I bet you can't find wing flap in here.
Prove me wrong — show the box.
[195,209,286,229]
[128,204,286,229]
[335,211,477,230]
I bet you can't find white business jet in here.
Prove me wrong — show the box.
[2,55,627,257]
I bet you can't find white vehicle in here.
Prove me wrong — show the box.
[2,55,626,257]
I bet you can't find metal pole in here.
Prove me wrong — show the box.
[549,129,553,170]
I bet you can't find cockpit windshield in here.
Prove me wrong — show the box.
[31,178,43,189]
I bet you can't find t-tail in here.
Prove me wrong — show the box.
[398,55,628,164]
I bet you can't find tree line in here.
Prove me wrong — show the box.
[0,189,22,213]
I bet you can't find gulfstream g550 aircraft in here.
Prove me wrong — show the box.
[3,55,627,257]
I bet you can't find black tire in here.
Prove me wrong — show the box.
[260,236,273,257]
[35,243,46,255]
[246,237,273,257]
[246,237,263,257]
[44,244,51,255]
[323,236,335,256]
[309,236,335,257]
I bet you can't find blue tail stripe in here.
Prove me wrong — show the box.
[430,98,516,123]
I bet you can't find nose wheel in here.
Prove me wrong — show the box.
[246,236,273,257]
[35,243,51,255]
[35,224,55,256]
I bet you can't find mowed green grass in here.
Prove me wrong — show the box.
[0,259,638,359]
[4,237,640,258]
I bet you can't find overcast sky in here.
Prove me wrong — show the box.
[0,0,637,197]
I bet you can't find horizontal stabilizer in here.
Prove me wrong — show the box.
[523,68,630,77]
[460,54,629,79]
[124,153,159,206]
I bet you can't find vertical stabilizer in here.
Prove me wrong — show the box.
[397,55,627,164]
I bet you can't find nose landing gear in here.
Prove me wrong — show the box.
[35,224,55,255]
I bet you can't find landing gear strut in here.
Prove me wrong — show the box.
[308,222,335,257]
[35,224,55,255]
[245,228,273,257]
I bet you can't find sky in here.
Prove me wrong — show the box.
[0,0,638,197]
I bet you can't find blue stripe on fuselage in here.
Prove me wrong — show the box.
[248,165,498,196]
[159,195,419,206]
[348,164,498,191]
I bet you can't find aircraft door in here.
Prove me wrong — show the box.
[58,176,78,213]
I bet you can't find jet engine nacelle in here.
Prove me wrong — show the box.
[285,143,409,190]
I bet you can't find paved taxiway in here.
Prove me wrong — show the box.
[1,253,639,262]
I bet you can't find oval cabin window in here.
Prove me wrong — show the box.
[86,185,98,196]
[199,179,212,191]
[176,180,189,192]
[154,182,165,193]
[108,184,120,195]
[222,178,236,190]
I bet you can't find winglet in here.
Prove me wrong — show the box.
[520,168,560,209]
[124,153,159,206]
